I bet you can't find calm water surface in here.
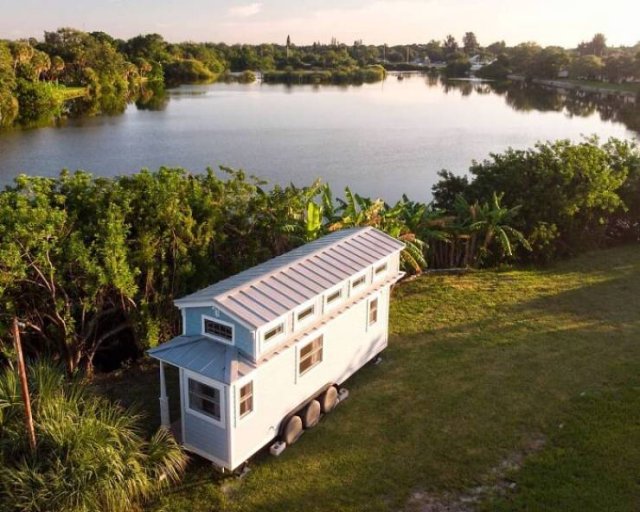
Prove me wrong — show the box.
[0,75,637,201]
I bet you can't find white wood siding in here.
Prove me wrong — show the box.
[228,285,391,469]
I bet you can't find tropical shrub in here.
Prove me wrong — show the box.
[0,361,187,512]
[434,138,639,261]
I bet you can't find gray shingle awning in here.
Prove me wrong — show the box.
[174,227,404,328]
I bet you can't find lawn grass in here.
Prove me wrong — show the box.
[50,84,87,101]
[94,245,640,511]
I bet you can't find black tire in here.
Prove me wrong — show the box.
[319,386,338,413]
[282,415,303,445]
[302,400,321,428]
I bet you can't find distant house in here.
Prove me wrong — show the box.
[558,68,570,79]
[148,227,405,471]
[469,54,495,72]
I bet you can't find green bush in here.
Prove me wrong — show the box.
[15,79,63,125]
[0,361,187,512]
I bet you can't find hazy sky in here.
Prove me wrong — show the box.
[1,0,638,47]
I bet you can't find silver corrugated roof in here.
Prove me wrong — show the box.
[174,227,404,328]
[147,335,254,383]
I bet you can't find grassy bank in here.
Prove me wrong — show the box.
[558,79,640,94]
[94,245,640,511]
[54,85,88,101]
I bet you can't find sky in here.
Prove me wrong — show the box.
[1,0,638,47]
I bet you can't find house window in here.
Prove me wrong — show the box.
[203,317,233,343]
[368,298,379,326]
[297,305,315,322]
[374,263,387,277]
[239,381,253,418]
[352,275,366,290]
[299,336,323,375]
[326,289,342,305]
[264,323,284,342]
[188,378,221,421]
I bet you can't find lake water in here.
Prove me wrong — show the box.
[0,74,638,202]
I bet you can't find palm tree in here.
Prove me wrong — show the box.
[326,187,427,273]
[0,361,187,512]
[457,192,531,266]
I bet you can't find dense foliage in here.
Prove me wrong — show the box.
[433,138,640,262]
[0,361,187,511]
[0,138,638,374]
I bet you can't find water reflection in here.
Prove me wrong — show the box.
[438,76,640,134]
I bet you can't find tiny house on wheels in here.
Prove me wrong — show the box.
[147,227,405,471]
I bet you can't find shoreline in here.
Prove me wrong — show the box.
[508,74,639,100]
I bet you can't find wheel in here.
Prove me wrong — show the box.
[282,415,303,445]
[318,386,338,413]
[301,400,321,428]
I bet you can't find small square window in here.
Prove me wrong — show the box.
[239,382,253,418]
[369,298,379,326]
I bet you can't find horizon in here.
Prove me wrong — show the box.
[2,0,638,48]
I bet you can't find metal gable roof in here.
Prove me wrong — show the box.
[174,227,405,328]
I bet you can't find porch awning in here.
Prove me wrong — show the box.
[147,335,254,384]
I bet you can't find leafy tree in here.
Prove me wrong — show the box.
[462,32,480,55]
[476,53,511,80]
[0,41,18,127]
[486,41,506,55]
[443,35,459,57]
[530,46,569,79]
[445,53,471,76]
[507,42,542,75]
[0,360,186,512]
[0,173,138,373]
[425,40,444,62]
[14,79,62,124]
[591,33,607,57]
[570,54,604,80]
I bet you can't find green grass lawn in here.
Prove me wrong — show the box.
[95,245,640,511]
[51,84,87,101]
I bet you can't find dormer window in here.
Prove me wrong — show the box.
[351,275,366,291]
[202,316,234,345]
[374,262,387,279]
[327,290,341,304]
[264,323,284,342]
[297,305,315,322]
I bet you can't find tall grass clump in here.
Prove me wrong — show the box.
[0,360,187,512]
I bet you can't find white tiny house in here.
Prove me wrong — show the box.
[148,227,405,471]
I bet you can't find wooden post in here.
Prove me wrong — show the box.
[159,361,170,428]
[12,317,36,452]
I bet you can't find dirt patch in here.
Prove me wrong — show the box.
[404,435,546,512]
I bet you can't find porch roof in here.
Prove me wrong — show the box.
[147,335,254,384]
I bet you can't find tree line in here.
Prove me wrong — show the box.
[477,33,640,83]
[2,28,639,129]
[0,137,638,377]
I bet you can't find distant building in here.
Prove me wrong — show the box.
[469,54,495,72]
